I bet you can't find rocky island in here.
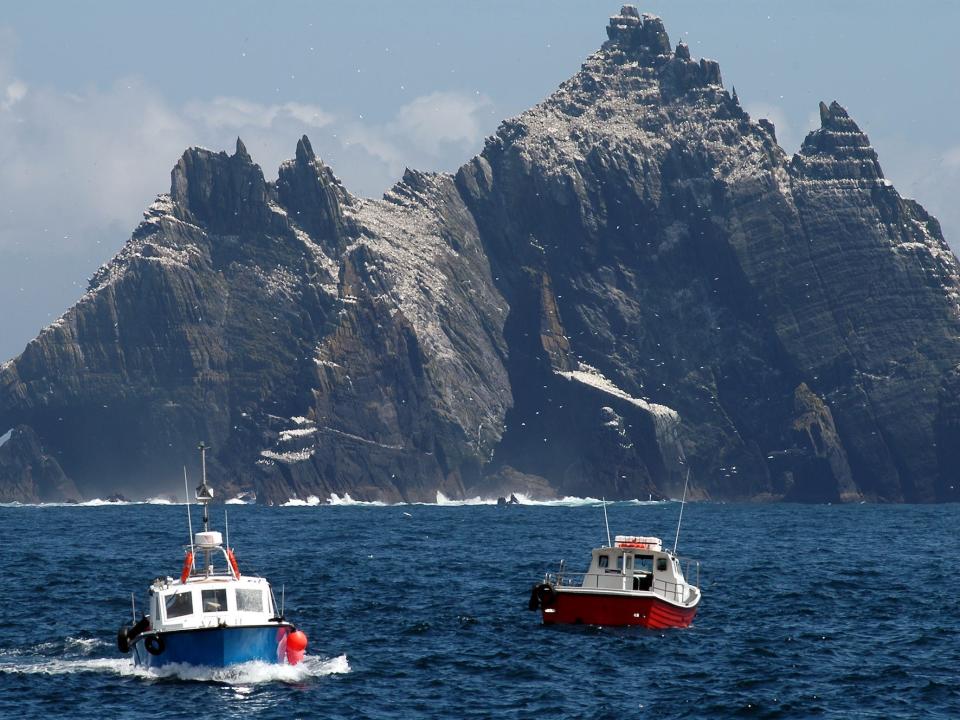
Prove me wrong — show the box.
[2,7,959,504]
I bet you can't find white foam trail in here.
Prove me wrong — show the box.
[63,637,109,655]
[0,653,349,684]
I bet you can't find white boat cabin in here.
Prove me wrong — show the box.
[147,531,279,632]
[578,535,699,604]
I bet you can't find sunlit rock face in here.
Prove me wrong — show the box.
[2,7,958,503]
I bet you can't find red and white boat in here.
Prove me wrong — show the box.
[528,534,701,628]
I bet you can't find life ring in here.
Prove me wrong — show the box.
[144,634,165,656]
[227,548,241,578]
[536,583,557,608]
[180,551,193,584]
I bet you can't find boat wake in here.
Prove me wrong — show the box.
[0,649,350,684]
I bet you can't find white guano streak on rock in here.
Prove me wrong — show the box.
[555,363,681,452]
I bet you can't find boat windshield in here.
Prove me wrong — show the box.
[202,588,227,613]
[165,590,194,619]
[236,588,265,612]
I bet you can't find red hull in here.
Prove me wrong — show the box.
[542,590,697,628]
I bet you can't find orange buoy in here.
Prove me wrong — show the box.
[227,548,241,578]
[180,551,193,584]
[286,630,308,665]
[287,630,308,652]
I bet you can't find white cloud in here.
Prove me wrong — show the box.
[943,145,960,170]
[744,101,797,154]
[184,97,333,131]
[392,91,492,155]
[2,79,26,109]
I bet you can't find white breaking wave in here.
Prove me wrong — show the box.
[434,491,665,507]
[276,491,661,507]
[0,497,186,508]
[280,495,323,507]
[0,652,349,684]
[281,493,387,507]
[327,493,387,506]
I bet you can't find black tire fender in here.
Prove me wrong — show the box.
[144,634,165,656]
[527,584,541,611]
[117,626,130,654]
[536,583,557,608]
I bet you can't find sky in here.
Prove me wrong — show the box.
[1,1,959,362]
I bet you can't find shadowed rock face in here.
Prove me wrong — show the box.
[2,6,959,503]
[0,426,79,503]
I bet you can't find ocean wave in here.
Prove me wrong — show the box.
[0,653,349,683]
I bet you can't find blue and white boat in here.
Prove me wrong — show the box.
[117,444,308,669]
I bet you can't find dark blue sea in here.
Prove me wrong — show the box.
[0,499,957,719]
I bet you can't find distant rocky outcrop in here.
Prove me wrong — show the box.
[1,7,958,503]
[0,426,79,503]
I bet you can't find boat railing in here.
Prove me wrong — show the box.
[182,545,239,580]
[545,556,700,604]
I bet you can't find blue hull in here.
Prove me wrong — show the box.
[132,624,292,669]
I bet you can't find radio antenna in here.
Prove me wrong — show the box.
[183,466,194,559]
[602,497,612,548]
[673,466,690,554]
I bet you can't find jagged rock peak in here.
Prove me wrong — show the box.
[604,6,672,60]
[793,100,884,182]
[169,141,275,235]
[295,134,316,164]
[817,100,859,133]
[276,134,348,246]
[235,136,251,161]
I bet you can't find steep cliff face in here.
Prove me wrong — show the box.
[1,6,958,503]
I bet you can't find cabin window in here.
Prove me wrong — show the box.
[620,555,632,571]
[236,588,265,613]
[164,591,194,619]
[202,588,228,613]
[598,555,609,568]
[633,554,654,574]
[657,558,668,572]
